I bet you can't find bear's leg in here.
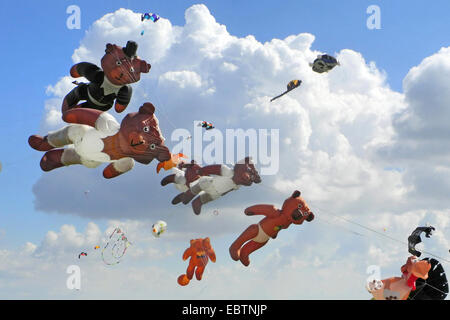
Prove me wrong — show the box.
[195,264,206,281]
[239,240,267,267]
[40,149,65,172]
[40,148,82,172]
[181,190,196,205]
[161,174,176,186]
[28,135,55,151]
[103,159,134,179]
[186,261,196,281]
[192,193,213,215]
[171,193,186,205]
[229,224,259,261]
[61,85,84,114]
[46,125,83,147]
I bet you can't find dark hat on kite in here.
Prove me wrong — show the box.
[123,41,138,59]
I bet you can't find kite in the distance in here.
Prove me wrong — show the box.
[101,227,132,266]
[198,121,214,130]
[141,12,160,22]
[78,252,87,259]
[408,226,435,257]
[152,220,167,238]
[310,54,340,73]
[270,80,302,102]
[141,12,160,35]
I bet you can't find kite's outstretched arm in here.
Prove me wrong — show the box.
[244,205,279,218]
[182,247,194,261]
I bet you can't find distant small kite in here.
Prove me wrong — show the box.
[270,80,302,102]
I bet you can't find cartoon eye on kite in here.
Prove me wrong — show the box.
[116,60,122,66]
[130,67,135,72]
[150,144,156,150]
[143,126,150,132]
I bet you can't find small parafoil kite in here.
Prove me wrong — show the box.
[141,12,160,22]
[408,226,435,257]
[408,258,448,300]
[78,252,87,259]
[157,153,188,173]
[152,220,167,238]
[94,245,100,250]
[309,54,340,73]
[270,80,302,102]
[198,121,214,130]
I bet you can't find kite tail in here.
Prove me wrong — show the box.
[270,90,289,102]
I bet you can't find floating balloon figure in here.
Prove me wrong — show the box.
[63,41,151,114]
[161,160,205,193]
[408,258,448,300]
[170,157,261,215]
[367,256,431,300]
[177,238,216,286]
[229,190,314,266]
[152,220,167,238]
[270,80,301,102]
[28,103,171,178]
[309,54,340,73]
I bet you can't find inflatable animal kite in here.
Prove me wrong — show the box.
[170,157,261,215]
[63,41,151,114]
[408,225,435,257]
[367,256,432,300]
[408,258,448,300]
[229,190,314,266]
[177,238,216,286]
[161,160,207,193]
[28,102,171,178]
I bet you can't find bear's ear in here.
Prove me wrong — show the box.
[292,190,301,198]
[190,239,195,245]
[139,102,155,115]
[123,41,138,59]
[105,43,114,54]
[139,60,151,73]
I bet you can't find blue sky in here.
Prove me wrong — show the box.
[0,0,449,299]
